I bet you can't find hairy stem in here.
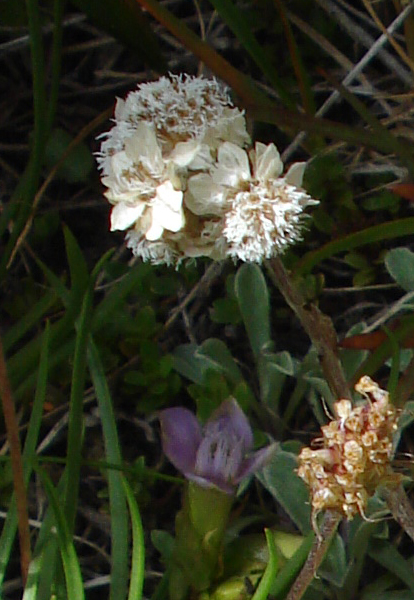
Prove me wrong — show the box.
[285,510,341,600]
[382,484,414,542]
[266,256,351,400]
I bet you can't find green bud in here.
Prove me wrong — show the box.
[210,577,249,600]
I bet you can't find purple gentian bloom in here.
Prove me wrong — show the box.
[159,398,275,494]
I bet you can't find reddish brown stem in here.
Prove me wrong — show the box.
[286,510,341,600]
[266,257,351,400]
[382,484,414,543]
[0,335,31,584]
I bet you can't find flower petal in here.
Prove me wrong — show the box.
[145,182,184,238]
[254,143,283,181]
[207,398,254,451]
[213,142,250,187]
[284,162,306,187]
[110,202,145,231]
[124,122,163,175]
[234,442,278,482]
[186,174,226,215]
[145,219,164,241]
[159,407,202,475]
[169,139,201,167]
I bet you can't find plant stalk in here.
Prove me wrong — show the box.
[0,335,31,583]
[266,256,351,400]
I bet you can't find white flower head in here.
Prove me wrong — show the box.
[185,141,318,263]
[102,121,185,241]
[110,73,250,150]
[97,74,251,253]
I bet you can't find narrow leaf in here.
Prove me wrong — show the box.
[235,264,271,359]
[123,475,145,600]
[38,469,85,600]
[88,340,129,600]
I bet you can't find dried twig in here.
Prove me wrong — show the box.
[285,510,341,600]
[266,256,351,400]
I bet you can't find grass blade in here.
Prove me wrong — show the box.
[63,285,93,534]
[88,339,129,600]
[123,475,145,600]
[295,217,414,276]
[38,468,85,600]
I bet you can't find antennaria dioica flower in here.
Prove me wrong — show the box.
[98,74,319,265]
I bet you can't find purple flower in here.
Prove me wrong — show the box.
[159,398,275,494]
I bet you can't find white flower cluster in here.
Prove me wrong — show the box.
[97,74,318,265]
[297,376,400,532]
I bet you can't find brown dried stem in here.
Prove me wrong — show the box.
[0,335,31,583]
[382,484,414,543]
[266,256,351,400]
[285,510,341,600]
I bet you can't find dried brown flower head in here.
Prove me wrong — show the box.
[297,376,400,531]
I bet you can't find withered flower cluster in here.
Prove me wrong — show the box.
[297,376,399,530]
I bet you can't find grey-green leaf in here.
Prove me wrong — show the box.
[385,247,414,292]
[235,263,271,359]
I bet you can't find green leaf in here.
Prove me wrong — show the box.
[270,532,314,600]
[197,339,244,385]
[88,340,129,600]
[173,344,212,385]
[210,297,242,325]
[264,351,295,376]
[63,225,89,298]
[362,191,400,212]
[207,0,292,107]
[63,283,93,534]
[256,446,311,534]
[385,247,414,292]
[295,217,414,276]
[37,469,85,600]
[0,324,51,588]
[2,289,57,352]
[122,476,145,600]
[235,264,271,359]
[92,263,152,331]
[369,539,414,591]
